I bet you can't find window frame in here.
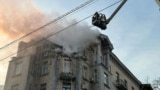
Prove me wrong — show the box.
[94,69,97,82]
[104,73,108,85]
[11,84,18,90]
[41,61,49,75]
[82,65,88,79]
[15,62,22,76]
[63,59,71,73]
[124,79,128,88]
[115,72,119,81]
[40,83,47,90]
[62,83,71,90]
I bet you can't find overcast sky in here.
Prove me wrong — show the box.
[0,0,160,85]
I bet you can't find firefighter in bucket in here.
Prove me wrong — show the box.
[92,12,109,30]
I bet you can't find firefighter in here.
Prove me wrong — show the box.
[92,12,107,30]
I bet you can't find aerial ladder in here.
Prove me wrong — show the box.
[155,0,160,10]
[92,0,127,30]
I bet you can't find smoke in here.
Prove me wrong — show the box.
[0,0,101,84]
[0,0,100,55]
[0,0,48,85]
[0,0,47,40]
[49,20,100,56]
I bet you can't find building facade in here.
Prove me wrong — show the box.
[4,34,152,90]
[0,85,4,90]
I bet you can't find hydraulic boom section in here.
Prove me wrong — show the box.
[92,0,127,30]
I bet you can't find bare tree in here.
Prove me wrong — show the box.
[152,78,160,90]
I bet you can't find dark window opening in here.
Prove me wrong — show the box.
[62,83,71,90]
[116,72,119,81]
[124,80,128,88]
[132,86,134,90]
[104,73,108,85]
[40,83,46,90]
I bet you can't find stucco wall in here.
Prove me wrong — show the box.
[4,56,31,90]
[110,56,140,90]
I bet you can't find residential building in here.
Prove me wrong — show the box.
[0,85,4,90]
[4,34,153,90]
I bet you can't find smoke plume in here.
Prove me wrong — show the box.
[49,20,100,56]
[0,0,100,55]
[0,0,47,40]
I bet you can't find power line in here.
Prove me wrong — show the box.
[0,0,121,61]
[0,0,97,50]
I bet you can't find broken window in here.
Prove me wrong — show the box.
[63,59,71,73]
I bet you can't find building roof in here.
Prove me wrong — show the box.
[110,52,141,85]
[99,34,141,85]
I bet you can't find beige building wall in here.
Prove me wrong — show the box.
[4,56,31,90]
[0,85,4,90]
[4,35,150,90]
[110,53,140,90]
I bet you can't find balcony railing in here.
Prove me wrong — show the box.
[115,79,127,90]
[59,72,75,81]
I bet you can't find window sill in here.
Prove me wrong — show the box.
[13,73,22,78]
[82,76,89,81]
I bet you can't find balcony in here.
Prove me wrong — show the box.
[115,79,127,90]
[59,72,75,81]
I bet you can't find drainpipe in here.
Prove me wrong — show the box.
[97,42,104,90]
[53,54,60,90]
[75,56,82,90]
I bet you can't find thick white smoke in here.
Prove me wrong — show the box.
[48,20,100,56]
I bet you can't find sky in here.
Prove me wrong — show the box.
[35,0,160,83]
[0,0,160,85]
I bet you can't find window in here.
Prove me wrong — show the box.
[15,62,22,75]
[63,59,71,73]
[94,69,97,82]
[124,80,128,88]
[115,72,119,81]
[40,83,46,90]
[11,84,18,90]
[104,73,108,85]
[41,61,48,75]
[82,66,88,78]
[102,55,108,66]
[62,83,71,90]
